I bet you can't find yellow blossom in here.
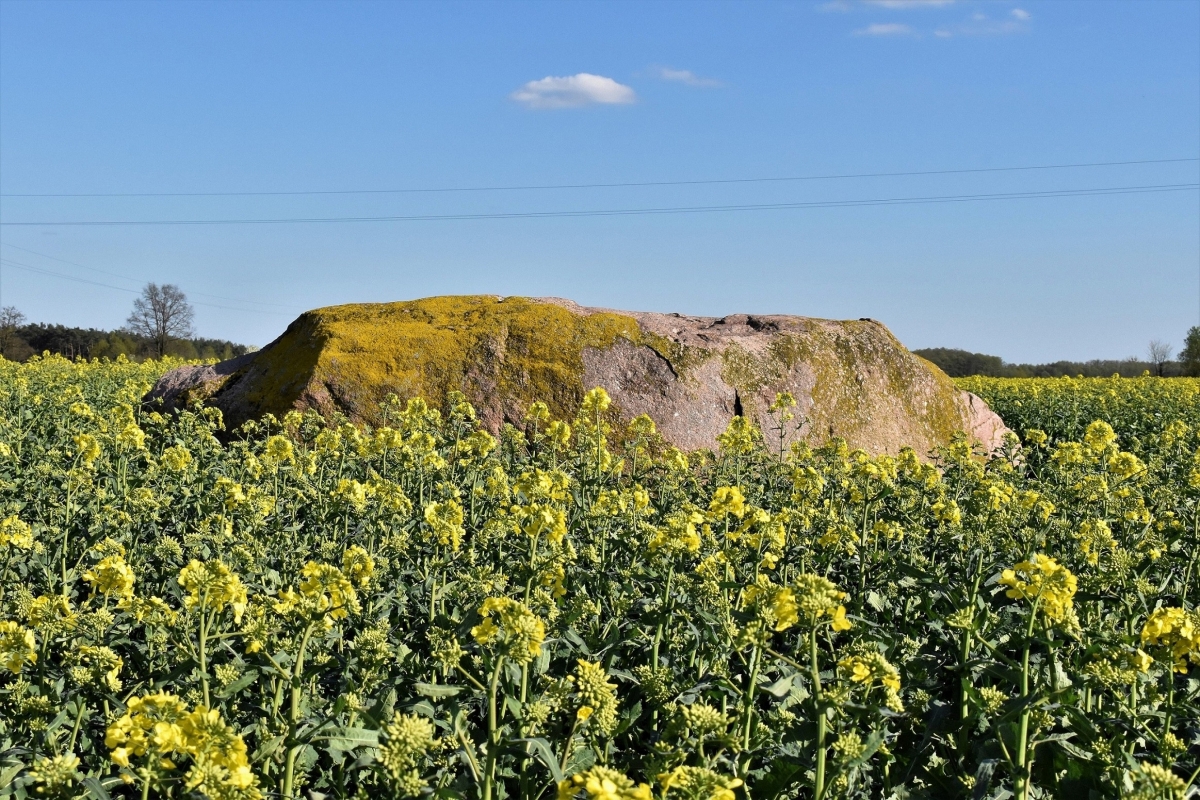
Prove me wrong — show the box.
[708,486,746,519]
[74,433,102,466]
[793,573,852,631]
[342,545,375,588]
[658,766,743,800]
[471,597,545,664]
[1141,607,1200,673]
[0,516,33,549]
[178,560,249,622]
[558,766,652,800]
[999,553,1077,623]
[424,499,465,550]
[0,620,37,673]
[84,555,136,601]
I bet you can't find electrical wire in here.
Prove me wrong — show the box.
[0,258,291,315]
[0,258,138,295]
[1,182,1195,227]
[1,157,1194,198]
[0,242,294,309]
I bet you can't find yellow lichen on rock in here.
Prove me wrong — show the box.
[209,295,641,429]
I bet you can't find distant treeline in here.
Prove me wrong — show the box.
[0,323,250,363]
[915,347,1190,378]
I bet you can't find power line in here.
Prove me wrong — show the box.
[0,242,294,310]
[0,257,290,315]
[0,259,139,295]
[0,158,1196,199]
[0,182,1195,227]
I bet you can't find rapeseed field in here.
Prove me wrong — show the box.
[1,355,1197,800]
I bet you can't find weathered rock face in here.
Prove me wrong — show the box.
[146,295,1007,454]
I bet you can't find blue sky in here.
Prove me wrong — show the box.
[0,0,1197,362]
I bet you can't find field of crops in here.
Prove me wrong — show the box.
[0,356,1197,800]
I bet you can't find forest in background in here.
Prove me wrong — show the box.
[916,345,1198,378]
[0,322,250,363]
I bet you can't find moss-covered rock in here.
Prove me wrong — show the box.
[147,295,1007,454]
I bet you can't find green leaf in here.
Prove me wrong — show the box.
[1036,731,1091,761]
[252,734,286,762]
[82,777,111,800]
[0,764,23,794]
[319,727,381,750]
[751,755,805,796]
[847,730,885,769]
[760,673,798,698]
[415,682,463,698]
[516,737,565,783]
[217,670,258,697]
[564,745,596,776]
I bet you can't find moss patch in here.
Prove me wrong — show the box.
[641,332,714,386]
[234,296,641,425]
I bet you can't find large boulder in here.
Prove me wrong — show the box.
[146,295,1007,454]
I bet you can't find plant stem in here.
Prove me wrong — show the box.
[482,658,505,800]
[68,700,86,751]
[199,604,211,708]
[811,625,827,800]
[1013,608,1038,800]
[282,622,316,800]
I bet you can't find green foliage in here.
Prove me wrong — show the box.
[918,347,1185,378]
[1181,327,1200,378]
[914,347,1006,377]
[1,323,249,363]
[0,359,1198,799]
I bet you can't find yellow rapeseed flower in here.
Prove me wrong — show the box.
[999,554,1077,623]
[424,499,465,550]
[580,387,612,416]
[742,575,800,633]
[161,445,193,472]
[521,504,567,545]
[84,555,136,602]
[178,560,249,622]
[0,516,33,549]
[115,422,146,451]
[708,486,746,519]
[73,433,102,467]
[1141,607,1200,673]
[471,597,545,664]
[658,766,743,800]
[558,766,653,800]
[573,659,618,733]
[0,620,37,673]
[342,545,375,589]
[793,573,852,631]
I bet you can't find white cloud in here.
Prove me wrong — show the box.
[936,15,1027,36]
[865,0,954,7]
[1012,8,1031,20]
[510,73,636,109]
[854,22,914,36]
[657,67,723,88]
[823,0,952,9]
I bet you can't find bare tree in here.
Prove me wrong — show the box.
[1147,339,1173,377]
[126,284,194,359]
[0,307,25,358]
